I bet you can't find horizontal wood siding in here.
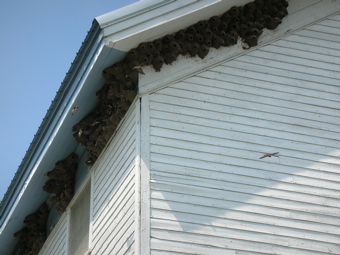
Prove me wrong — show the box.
[91,104,137,255]
[149,14,340,255]
[39,214,68,255]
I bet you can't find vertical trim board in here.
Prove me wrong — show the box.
[140,95,151,255]
[135,98,142,255]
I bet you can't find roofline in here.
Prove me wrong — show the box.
[0,19,102,228]
[0,0,232,227]
[95,0,176,29]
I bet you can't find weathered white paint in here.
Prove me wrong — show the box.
[147,13,340,255]
[39,213,68,255]
[91,103,138,255]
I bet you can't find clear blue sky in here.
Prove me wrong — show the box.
[0,0,139,201]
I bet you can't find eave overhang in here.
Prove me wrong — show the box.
[0,19,109,254]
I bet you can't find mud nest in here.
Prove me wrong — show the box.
[43,152,78,212]
[13,203,49,255]
[72,0,288,166]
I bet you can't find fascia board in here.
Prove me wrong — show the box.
[98,0,257,51]
[96,0,178,29]
[0,27,102,226]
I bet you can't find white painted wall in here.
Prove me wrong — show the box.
[91,103,138,255]
[39,213,68,255]
[37,2,340,255]
[39,102,139,255]
[147,13,340,255]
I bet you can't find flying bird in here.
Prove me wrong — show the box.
[260,152,279,159]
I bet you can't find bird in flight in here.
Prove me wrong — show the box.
[259,152,279,159]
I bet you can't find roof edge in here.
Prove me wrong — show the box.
[95,0,177,29]
[0,19,102,227]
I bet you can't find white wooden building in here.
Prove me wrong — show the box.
[0,0,339,254]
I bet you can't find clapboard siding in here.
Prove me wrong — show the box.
[148,14,340,255]
[91,104,137,255]
[39,214,68,255]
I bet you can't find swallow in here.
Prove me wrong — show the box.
[259,152,279,159]
[71,105,78,115]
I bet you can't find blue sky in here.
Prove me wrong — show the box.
[0,0,139,201]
